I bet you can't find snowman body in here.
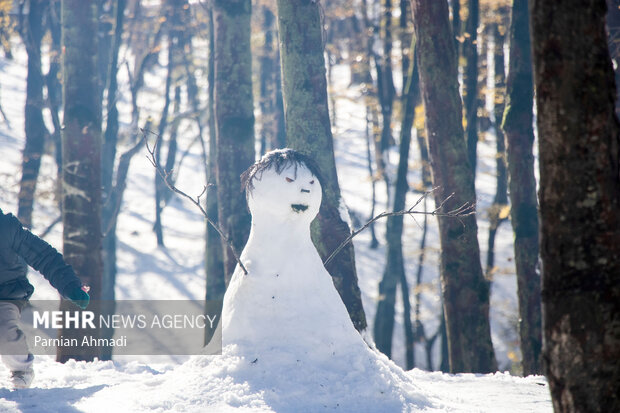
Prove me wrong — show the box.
[221,151,363,354]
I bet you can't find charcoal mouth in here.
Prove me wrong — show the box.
[291,203,309,213]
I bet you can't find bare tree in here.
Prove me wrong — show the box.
[374,38,419,366]
[17,0,49,228]
[501,0,541,375]
[411,0,497,373]
[485,5,509,280]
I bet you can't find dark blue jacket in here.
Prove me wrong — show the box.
[0,209,82,300]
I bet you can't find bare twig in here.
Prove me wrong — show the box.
[39,215,62,239]
[141,128,248,275]
[322,187,476,267]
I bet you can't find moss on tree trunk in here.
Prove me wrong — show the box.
[276,0,367,331]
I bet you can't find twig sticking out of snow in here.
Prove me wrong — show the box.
[142,128,248,275]
[322,188,476,267]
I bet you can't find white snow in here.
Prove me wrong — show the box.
[0,35,552,412]
[0,354,552,413]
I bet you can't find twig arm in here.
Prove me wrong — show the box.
[142,129,248,275]
[322,188,476,267]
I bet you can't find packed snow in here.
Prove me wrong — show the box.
[0,35,552,412]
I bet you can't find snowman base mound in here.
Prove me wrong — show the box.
[153,342,431,412]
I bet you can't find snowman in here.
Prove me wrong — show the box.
[95,149,425,412]
[221,148,367,356]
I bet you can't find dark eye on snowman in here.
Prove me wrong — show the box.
[286,177,294,183]
[309,180,315,185]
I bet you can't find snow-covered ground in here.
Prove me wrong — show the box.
[0,38,552,412]
[0,354,552,413]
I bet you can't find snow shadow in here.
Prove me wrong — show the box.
[0,384,106,413]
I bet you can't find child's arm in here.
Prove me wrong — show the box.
[4,212,86,303]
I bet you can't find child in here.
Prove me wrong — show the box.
[0,208,89,389]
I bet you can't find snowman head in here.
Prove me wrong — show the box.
[241,149,323,224]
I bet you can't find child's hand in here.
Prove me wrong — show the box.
[67,286,90,310]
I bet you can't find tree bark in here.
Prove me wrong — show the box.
[205,3,225,345]
[451,0,461,52]
[101,0,127,361]
[400,0,412,93]
[485,18,509,279]
[491,20,507,207]
[58,0,102,363]
[259,6,277,155]
[379,0,395,152]
[606,0,620,116]
[411,0,497,373]
[212,0,255,281]
[274,49,286,150]
[18,0,48,229]
[153,20,174,247]
[462,0,479,178]
[501,0,542,376]
[46,0,63,199]
[531,0,620,409]
[96,0,113,104]
[276,0,367,331]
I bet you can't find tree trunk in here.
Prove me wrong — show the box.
[451,0,461,51]
[379,0,395,152]
[102,0,126,203]
[413,199,428,369]
[411,0,497,373]
[485,18,509,279]
[501,0,542,376]
[18,0,48,229]
[205,3,225,345]
[374,38,419,362]
[259,6,276,155]
[360,0,390,209]
[96,0,113,104]
[213,0,255,281]
[606,0,620,115]
[276,0,367,332]
[400,0,412,97]
[462,0,479,178]
[491,20,507,207]
[274,49,286,149]
[153,23,174,247]
[163,84,180,194]
[416,106,432,189]
[365,106,379,249]
[58,0,102,363]
[531,0,620,409]
[46,0,63,200]
[101,0,127,361]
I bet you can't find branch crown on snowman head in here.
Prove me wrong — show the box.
[241,149,324,199]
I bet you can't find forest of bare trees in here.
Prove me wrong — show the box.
[0,0,618,410]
